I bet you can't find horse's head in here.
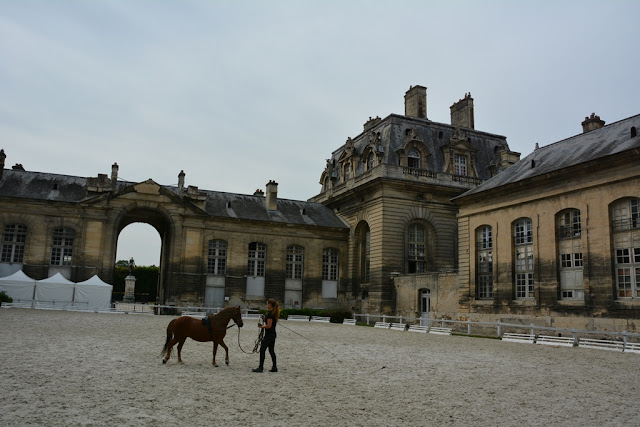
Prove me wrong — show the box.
[233,306,244,328]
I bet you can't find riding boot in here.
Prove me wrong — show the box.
[269,353,277,372]
[253,351,265,372]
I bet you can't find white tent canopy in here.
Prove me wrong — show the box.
[74,275,113,309]
[0,270,36,301]
[35,273,75,303]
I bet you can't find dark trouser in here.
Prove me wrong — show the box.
[259,334,276,369]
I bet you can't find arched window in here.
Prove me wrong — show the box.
[207,239,227,275]
[1,224,27,263]
[612,198,640,298]
[476,226,493,299]
[367,152,375,170]
[407,149,420,169]
[247,242,266,277]
[408,223,425,273]
[286,245,304,279]
[556,210,583,300]
[50,227,75,266]
[356,224,371,282]
[513,218,534,299]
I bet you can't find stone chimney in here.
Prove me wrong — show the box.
[363,116,381,131]
[582,113,605,133]
[404,85,427,119]
[266,180,278,211]
[450,93,474,129]
[178,170,185,192]
[111,163,119,188]
[0,149,5,181]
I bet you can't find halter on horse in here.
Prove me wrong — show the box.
[161,306,243,366]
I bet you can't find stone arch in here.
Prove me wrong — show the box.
[112,203,175,305]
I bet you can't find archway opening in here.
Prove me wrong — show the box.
[115,208,172,304]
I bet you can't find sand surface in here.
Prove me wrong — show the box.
[1,308,639,426]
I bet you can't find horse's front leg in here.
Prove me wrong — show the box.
[220,341,230,365]
[212,341,219,367]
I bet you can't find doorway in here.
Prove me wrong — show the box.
[420,289,430,326]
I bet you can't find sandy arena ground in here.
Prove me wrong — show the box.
[1,308,639,426]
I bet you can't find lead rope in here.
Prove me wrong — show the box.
[236,322,264,354]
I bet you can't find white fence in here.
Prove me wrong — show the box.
[352,313,640,345]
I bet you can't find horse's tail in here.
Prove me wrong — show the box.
[161,319,176,357]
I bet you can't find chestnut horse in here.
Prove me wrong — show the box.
[161,306,244,366]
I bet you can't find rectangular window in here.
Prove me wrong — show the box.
[617,268,632,298]
[207,240,227,275]
[408,224,425,274]
[516,273,534,298]
[477,226,493,299]
[561,253,572,268]
[286,246,304,279]
[574,252,583,267]
[617,249,631,264]
[322,248,339,281]
[1,224,27,263]
[247,242,266,277]
[454,154,467,176]
[514,219,534,299]
[50,227,74,266]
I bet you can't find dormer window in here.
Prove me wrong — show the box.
[343,163,351,182]
[455,154,467,176]
[367,152,375,170]
[408,149,420,169]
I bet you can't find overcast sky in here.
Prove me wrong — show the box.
[2,1,638,266]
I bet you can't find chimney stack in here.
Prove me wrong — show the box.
[253,189,264,197]
[450,93,474,129]
[111,163,119,189]
[178,170,185,192]
[404,85,427,119]
[266,180,278,211]
[0,149,5,181]
[581,113,605,133]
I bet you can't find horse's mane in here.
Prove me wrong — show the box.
[210,306,240,328]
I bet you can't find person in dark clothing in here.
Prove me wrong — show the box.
[253,298,279,373]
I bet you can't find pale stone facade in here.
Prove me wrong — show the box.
[0,162,350,310]
[454,114,640,330]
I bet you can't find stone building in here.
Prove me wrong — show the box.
[452,113,640,330]
[0,155,350,309]
[310,86,519,314]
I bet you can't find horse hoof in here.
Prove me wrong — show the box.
[225,361,229,365]
[213,363,218,367]
[162,359,167,364]
[178,361,184,365]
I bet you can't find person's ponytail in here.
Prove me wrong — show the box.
[268,298,280,322]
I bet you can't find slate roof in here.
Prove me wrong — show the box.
[0,170,349,229]
[328,114,510,181]
[454,114,640,200]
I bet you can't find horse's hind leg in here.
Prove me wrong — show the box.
[163,337,180,364]
[177,338,186,364]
